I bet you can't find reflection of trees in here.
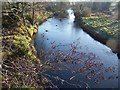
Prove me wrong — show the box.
[38,39,118,89]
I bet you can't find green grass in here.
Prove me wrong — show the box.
[82,16,119,38]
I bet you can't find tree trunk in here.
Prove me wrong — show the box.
[22,2,26,26]
[32,2,35,25]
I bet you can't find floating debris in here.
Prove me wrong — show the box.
[45,29,48,32]
[70,76,75,80]
[38,38,118,88]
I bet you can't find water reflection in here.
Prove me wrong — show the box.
[67,8,75,22]
[34,9,118,88]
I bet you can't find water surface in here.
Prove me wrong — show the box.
[34,9,118,88]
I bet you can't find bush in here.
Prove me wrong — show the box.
[74,11,84,26]
[82,7,91,17]
[2,14,18,28]
[53,11,68,18]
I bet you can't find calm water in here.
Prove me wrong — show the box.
[34,9,118,88]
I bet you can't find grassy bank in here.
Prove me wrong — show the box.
[2,7,53,88]
[81,16,120,58]
[82,16,119,38]
[74,11,119,58]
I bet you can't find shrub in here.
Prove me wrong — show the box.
[82,7,91,17]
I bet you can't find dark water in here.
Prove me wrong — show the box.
[34,9,118,88]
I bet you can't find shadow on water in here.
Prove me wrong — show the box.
[34,9,118,89]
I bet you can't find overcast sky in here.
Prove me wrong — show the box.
[1,0,120,2]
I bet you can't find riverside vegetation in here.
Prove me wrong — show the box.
[1,2,53,88]
[82,16,120,58]
[73,2,120,58]
[1,2,69,89]
[1,2,119,89]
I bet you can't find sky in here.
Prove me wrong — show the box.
[1,0,120,2]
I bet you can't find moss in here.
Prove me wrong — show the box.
[12,35,37,60]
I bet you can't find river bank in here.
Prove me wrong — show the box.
[2,8,53,88]
[74,14,120,59]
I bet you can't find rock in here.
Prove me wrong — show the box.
[59,19,62,21]
[106,39,118,52]
[45,29,48,32]
[106,39,120,59]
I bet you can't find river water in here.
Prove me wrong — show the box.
[34,9,118,89]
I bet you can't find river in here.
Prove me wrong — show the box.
[33,9,118,89]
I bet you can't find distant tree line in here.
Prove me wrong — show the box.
[45,2,70,18]
[71,2,118,16]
